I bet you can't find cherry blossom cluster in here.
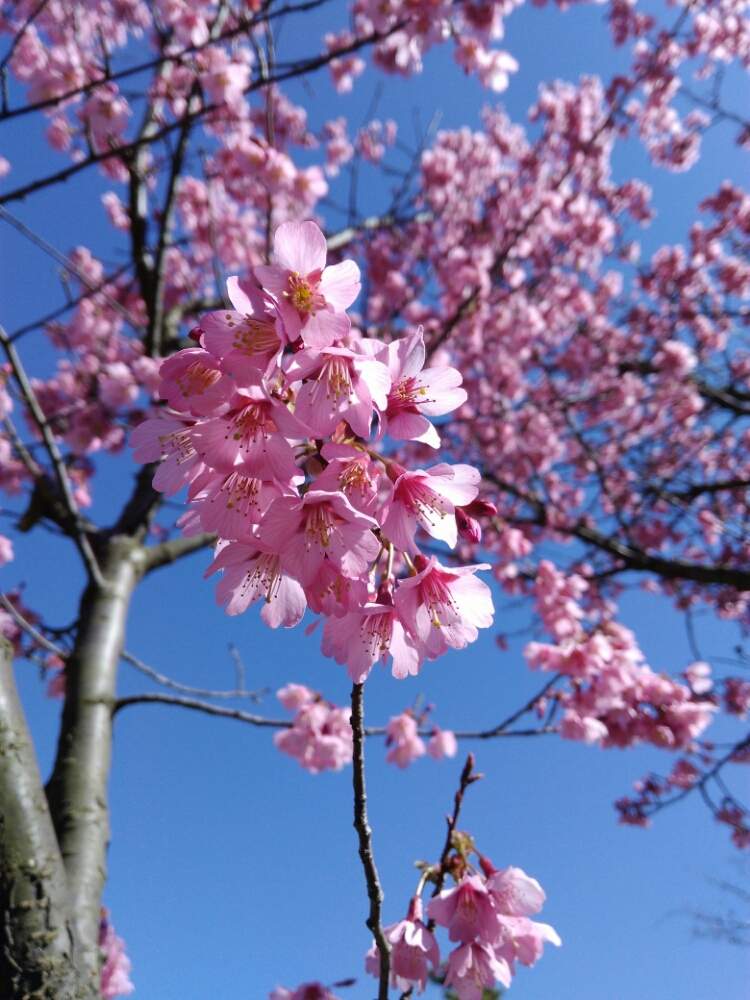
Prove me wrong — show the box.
[524,563,716,749]
[616,743,750,849]
[273,685,457,774]
[366,842,559,997]
[270,984,342,1000]
[273,684,353,774]
[99,909,134,999]
[134,220,494,680]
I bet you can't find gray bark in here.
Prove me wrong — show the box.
[45,537,143,995]
[0,639,83,998]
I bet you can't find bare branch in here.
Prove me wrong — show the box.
[350,682,390,1000]
[0,326,105,586]
[141,532,216,573]
[121,649,267,702]
[0,594,67,658]
[0,206,142,331]
[113,691,290,727]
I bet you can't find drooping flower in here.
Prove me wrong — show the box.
[321,595,422,682]
[427,727,458,759]
[394,556,494,658]
[258,490,380,586]
[367,897,440,994]
[288,345,390,438]
[385,712,426,768]
[206,542,307,628]
[427,874,500,944]
[444,941,512,1000]
[382,462,480,552]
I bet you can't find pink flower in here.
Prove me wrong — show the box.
[495,915,562,969]
[0,534,14,566]
[130,413,203,495]
[486,866,545,916]
[559,709,609,744]
[427,874,500,944]
[158,348,233,416]
[277,683,316,711]
[190,387,303,483]
[314,443,381,515]
[200,276,283,381]
[255,221,360,348]
[182,469,282,539]
[382,463,480,553]
[288,346,390,438]
[379,330,467,448]
[322,596,422,682]
[99,910,134,999]
[274,698,353,773]
[427,727,458,759]
[394,557,494,658]
[206,542,306,628]
[444,941,512,1000]
[269,984,342,1000]
[385,713,426,768]
[368,897,440,993]
[258,490,380,586]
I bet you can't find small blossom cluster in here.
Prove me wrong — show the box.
[270,984,341,1000]
[366,840,559,997]
[385,711,457,768]
[525,563,715,749]
[273,687,456,774]
[99,909,134,999]
[273,684,353,773]
[134,221,494,680]
[615,743,750,849]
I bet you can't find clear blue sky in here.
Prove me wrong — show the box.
[2,1,749,998]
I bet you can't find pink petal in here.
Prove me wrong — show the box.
[274,220,327,274]
[319,259,361,310]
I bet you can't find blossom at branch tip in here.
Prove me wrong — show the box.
[385,712,426,768]
[366,896,440,993]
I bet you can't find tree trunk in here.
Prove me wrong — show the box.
[0,639,83,998]
[45,536,143,996]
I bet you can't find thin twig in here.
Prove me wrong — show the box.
[0,594,67,657]
[351,682,390,1000]
[113,692,290,727]
[430,754,481,903]
[121,649,266,702]
[0,326,104,586]
[0,207,142,330]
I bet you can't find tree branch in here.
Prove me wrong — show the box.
[350,682,390,1000]
[113,691,290,727]
[0,325,105,586]
[140,532,216,573]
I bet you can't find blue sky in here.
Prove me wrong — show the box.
[2,1,750,997]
